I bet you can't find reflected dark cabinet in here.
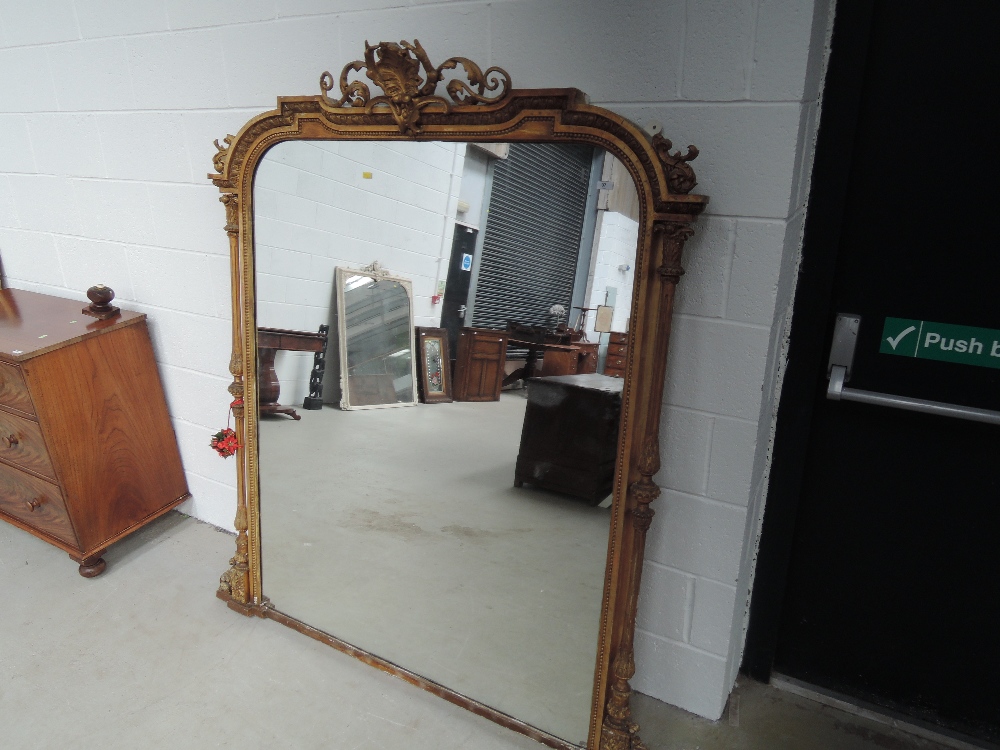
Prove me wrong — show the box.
[452,328,508,402]
[0,288,190,576]
[514,373,623,503]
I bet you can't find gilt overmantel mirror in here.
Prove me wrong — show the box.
[210,40,707,750]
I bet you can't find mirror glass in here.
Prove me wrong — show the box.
[337,268,415,408]
[254,139,639,744]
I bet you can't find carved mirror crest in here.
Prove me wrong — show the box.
[210,40,707,750]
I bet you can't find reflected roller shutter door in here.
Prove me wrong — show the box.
[471,142,594,329]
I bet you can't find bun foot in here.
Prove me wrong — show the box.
[76,552,107,578]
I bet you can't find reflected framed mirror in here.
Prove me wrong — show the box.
[210,40,707,750]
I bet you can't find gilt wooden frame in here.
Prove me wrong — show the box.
[210,40,707,750]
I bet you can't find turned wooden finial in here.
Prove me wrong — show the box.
[82,284,121,320]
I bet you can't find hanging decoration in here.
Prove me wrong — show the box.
[210,399,243,458]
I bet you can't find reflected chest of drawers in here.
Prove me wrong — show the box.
[603,331,629,378]
[0,289,190,576]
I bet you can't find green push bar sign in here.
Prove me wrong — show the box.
[880,317,1000,369]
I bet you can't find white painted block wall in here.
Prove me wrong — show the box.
[0,0,833,720]
[585,211,638,338]
[254,139,463,404]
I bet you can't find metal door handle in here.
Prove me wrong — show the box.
[827,314,1000,426]
[458,305,467,320]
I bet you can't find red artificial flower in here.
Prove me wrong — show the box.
[210,428,240,458]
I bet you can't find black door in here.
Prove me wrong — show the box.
[746,3,999,744]
[440,223,479,358]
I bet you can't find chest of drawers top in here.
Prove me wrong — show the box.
[1,288,145,363]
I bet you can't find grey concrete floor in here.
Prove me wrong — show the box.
[259,395,608,745]
[0,513,968,750]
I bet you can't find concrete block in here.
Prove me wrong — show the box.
[0,47,60,113]
[337,5,490,69]
[663,315,770,421]
[706,416,759,507]
[278,0,402,15]
[726,219,787,325]
[0,176,19,228]
[645,489,747,583]
[165,0,275,30]
[158,364,232,431]
[256,273,287,304]
[54,236,135,301]
[132,302,232,376]
[127,247,218,317]
[674,216,732,319]
[801,0,835,102]
[609,103,803,219]
[127,30,229,110]
[206,252,233,319]
[97,113,195,183]
[690,577,738,656]
[148,183,229,254]
[8,175,81,236]
[177,474,237,533]
[0,0,79,47]
[492,0,685,103]
[0,228,64,287]
[46,39,136,112]
[636,562,692,643]
[221,16,342,109]
[269,247,313,280]
[657,406,712,496]
[25,114,107,178]
[171,418,238,489]
[74,0,170,39]
[632,632,729,720]
[750,0,816,101]
[0,115,36,173]
[285,278,332,308]
[274,189,319,228]
[74,179,153,245]
[682,0,756,100]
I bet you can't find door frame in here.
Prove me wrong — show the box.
[741,0,876,680]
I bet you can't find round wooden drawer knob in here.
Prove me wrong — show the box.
[26,498,43,512]
[2,434,18,447]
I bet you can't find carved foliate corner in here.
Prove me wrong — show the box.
[218,503,251,605]
[319,39,512,135]
[214,135,234,174]
[652,134,699,195]
[653,221,695,285]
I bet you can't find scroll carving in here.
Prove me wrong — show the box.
[652,134,699,195]
[214,135,234,174]
[319,39,511,135]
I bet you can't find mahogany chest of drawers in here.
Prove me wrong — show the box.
[603,331,629,378]
[0,288,190,576]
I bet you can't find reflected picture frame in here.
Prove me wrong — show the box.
[416,327,453,404]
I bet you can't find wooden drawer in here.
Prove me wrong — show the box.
[0,466,76,545]
[0,409,56,480]
[605,355,627,371]
[608,332,629,345]
[606,343,628,357]
[0,361,35,416]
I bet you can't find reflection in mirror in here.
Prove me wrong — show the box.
[254,139,639,745]
[336,267,415,409]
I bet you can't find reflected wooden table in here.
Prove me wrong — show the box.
[257,326,328,420]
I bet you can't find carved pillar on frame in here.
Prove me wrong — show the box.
[601,139,700,750]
